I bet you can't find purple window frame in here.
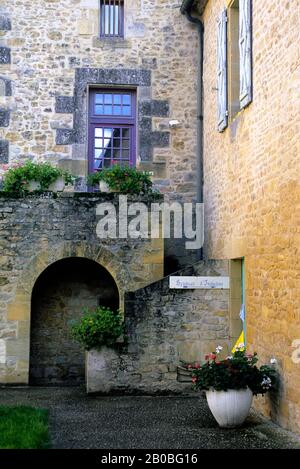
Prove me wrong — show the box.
[100,0,124,38]
[88,88,136,176]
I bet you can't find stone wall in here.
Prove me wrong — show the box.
[198,0,300,433]
[87,260,230,394]
[0,193,163,384]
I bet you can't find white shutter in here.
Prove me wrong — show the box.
[239,0,252,108]
[217,9,228,132]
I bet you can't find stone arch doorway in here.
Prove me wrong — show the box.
[29,257,119,386]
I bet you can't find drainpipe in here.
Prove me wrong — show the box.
[180,0,204,206]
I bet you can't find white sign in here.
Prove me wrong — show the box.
[169,276,230,290]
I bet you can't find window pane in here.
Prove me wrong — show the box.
[114,106,122,115]
[104,94,112,104]
[104,138,111,148]
[104,159,111,168]
[122,150,130,159]
[103,148,112,158]
[110,5,114,34]
[113,138,120,148]
[122,128,130,139]
[114,95,121,105]
[95,149,104,158]
[122,139,129,149]
[113,148,121,159]
[115,6,119,35]
[123,95,131,105]
[95,105,104,115]
[94,160,103,170]
[122,106,131,116]
[113,128,121,138]
[104,105,112,114]
[104,128,112,138]
[95,128,103,137]
[95,94,103,104]
[105,5,109,34]
[95,138,102,148]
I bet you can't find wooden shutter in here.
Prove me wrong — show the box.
[217,9,228,132]
[239,0,252,108]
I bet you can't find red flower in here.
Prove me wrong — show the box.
[191,377,197,383]
[209,353,217,360]
[205,354,210,360]
[194,362,200,369]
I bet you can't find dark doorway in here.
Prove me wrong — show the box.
[30,257,119,386]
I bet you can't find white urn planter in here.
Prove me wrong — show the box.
[27,180,41,192]
[48,176,65,192]
[206,388,253,428]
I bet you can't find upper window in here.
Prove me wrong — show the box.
[88,89,136,173]
[100,0,124,38]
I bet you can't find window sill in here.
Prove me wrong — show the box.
[92,37,132,49]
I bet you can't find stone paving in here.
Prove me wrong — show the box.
[0,387,299,449]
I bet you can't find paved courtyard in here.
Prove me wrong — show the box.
[0,387,299,449]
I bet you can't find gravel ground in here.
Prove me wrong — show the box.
[0,387,299,449]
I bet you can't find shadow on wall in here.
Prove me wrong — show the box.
[29,257,119,386]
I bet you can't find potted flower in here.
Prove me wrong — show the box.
[184,344,277,428]
[1,161,75,195]
[70,306,124,393]
[87,165,154,195]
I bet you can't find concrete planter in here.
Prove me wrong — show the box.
[206,388,253,428]
[48,176,65,192]
[99,181,110,193]
[27,180,41,192]
[85,346,119,394]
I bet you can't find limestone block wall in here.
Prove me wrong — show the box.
[0,193,163,384]
[199,0,300,433]
[87,260,230,394]
[0,0,199,202]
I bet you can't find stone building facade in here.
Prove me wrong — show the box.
[190,0,300,433]
[0,0,198,200]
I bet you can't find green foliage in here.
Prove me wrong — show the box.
[87,165,154,195]
[0,406,49,449]
[2,161,75,195]
[71,306,124,351]
[183,347,277,395]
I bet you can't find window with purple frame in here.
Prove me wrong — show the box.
[88,89,136,173]
[100,0,124,38]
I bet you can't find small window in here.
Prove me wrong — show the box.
[100,0,124,38]
[88,89,136,174]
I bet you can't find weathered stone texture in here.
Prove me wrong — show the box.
[0,0,198,203]
[0,194,164,384]
[201,0,300,433]
[87,260,230,394]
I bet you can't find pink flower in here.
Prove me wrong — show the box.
[209,353,217,360]
[205,354,210,360]
[191,377,197,383]
[194,362,200,369]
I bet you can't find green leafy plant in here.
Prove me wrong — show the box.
[71,306,124,351]
[2,161,75,195]
[183,345,277,395]
[87,165,154,195]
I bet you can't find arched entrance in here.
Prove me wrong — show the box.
[29,257,119,386]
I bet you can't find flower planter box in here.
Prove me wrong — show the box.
[27,180,41,192]
[48,177,65,192]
